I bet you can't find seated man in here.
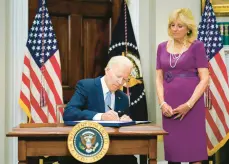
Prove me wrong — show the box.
[62,56,137,164]
[63,56,133,122]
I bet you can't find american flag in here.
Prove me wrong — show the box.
[19,0,63,123]
[198,0,229,156]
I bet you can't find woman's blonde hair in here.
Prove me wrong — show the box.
[168,8,197,43]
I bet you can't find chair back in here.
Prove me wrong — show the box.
[56,104,66,123]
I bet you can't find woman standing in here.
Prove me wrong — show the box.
[156,8,209,164]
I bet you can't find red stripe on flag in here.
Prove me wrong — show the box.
[44,93,57,122]
[206,131,214,150]
[209,64,229,114]
[30,94,48,123]
[24,55,30,68]
[23,55,51,122]
[206,109,223,142]
[43,66,62,105]
[22,73,30,88]
[49,55,62,82]
[29,67,56,121]
[20,92,31,111]
[215,53,229,84]
[211,93,229,132]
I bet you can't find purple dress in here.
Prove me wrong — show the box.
[156,40,208,162]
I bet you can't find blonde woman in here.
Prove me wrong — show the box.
[156,8,209,164]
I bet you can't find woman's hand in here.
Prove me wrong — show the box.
[161,103,173,117]
[173,103,191,120]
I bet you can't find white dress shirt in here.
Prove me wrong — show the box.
[92,76,115,120]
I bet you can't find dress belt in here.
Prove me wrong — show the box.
[164,71,198,83]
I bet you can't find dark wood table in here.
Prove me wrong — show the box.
[6,123,167,164]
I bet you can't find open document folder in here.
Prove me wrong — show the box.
[64,120,151,127]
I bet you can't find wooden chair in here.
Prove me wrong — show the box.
[56,104,66,123]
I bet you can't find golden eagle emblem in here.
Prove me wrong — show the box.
[79,131,99,153]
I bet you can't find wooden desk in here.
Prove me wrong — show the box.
[6,123,167,164]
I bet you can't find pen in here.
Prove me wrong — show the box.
[107,105,112,110]
[107,105,127,117]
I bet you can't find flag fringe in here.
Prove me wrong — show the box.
[19,99,32,123]
[207,132,229,156]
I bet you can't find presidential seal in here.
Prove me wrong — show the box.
[68,121,110,163]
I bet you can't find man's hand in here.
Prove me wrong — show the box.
[119,114,132,122]
[101,110,119,121]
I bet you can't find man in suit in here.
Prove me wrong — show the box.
[63,55,133,122]
[62,56,137,164]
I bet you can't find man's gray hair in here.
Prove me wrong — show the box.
[106,56,133,69]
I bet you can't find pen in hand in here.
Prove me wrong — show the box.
[108,105,125,117]
[108,105,122,116]
[106,105,120,121]
[107,105,112,110]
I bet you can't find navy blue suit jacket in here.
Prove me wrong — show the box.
[63,77,130,121]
